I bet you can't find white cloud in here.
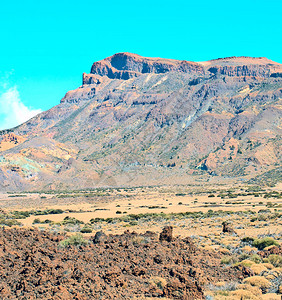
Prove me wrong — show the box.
[0,86,42,130]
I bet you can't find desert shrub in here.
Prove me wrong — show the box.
[241,236,255,244]
[32,218,52,224]
[238,253,250,261]
[59,233,88,247]
[261,263,274,270]
[208,281,238,292]
[43,219,52,224]
[90,217,105,223]
[33,218,41,224]
[236,283,262,297]
[264,245,278,251]
[243,276,271,290]
[80,226,93,233]
[61,216,84,225]
[219,248,231,255]
[253,237,279,250]
[241,245,257,253]
[11,211,31,219]
[230,289,258,299]
[129,221,138,226]
[221,256,238,265]
[235,259,255,268]
[249,264,268,275]
[149,276,167,290]
[132,236,149,245]
[249,254,262,264]
[267,255,282,267]
[34,209,64,215]
[213,290,230,297]
[230,284,262,299]
[0,218,21,226]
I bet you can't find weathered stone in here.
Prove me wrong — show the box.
[159,226,173,242]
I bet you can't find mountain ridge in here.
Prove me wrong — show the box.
[0,53,281,190]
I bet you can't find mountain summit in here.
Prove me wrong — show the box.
[86,52,204,80]
[0,53,281,190]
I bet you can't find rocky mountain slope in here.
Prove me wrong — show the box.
[0,53,281,190]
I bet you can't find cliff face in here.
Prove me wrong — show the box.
[0,53,281,190]
[202,56,282,78]
[86,54,282,82]
[87,52,205,81]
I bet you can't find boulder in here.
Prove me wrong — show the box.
[222,221,236,234]
[159,226,173,242]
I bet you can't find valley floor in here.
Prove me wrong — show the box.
[0,183,281,299]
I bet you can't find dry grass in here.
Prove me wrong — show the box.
[243,276,271,289]
[250,264,268,275]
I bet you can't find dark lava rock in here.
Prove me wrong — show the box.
[159,226,173,242]
[93,230,108,244]
[222,221,237,234]
[0,227,247,299]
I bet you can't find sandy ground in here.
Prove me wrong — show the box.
[0,183,281,239]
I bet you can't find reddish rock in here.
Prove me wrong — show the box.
[0,228,246,299]
[258,245,282,258]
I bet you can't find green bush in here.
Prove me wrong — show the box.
[0,218,21,226]
[33,218,41,224]
[90,217,105,223]
[253,237,279,250]
[43,219,52,224]
[80,226,93,233]
[221,256,238,265]
[267,254,282,267]
[249,254,262,264]
[61,216,84,225]
[59,233,88,247]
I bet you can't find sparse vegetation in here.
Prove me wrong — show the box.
[253,237,279,250]
[59,233,88,247]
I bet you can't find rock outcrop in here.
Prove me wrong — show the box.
[87,52,205,81]
[159,226,173,242]
[222,221,237,234]
[0,227,247,299]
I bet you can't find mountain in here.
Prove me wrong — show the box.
[0,53,281,190]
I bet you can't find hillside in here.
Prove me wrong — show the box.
[0,53,281,190]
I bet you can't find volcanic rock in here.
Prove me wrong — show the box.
[93,230,108,244]
[159,226,173,242]
[222,221,237,234]
[0,227,247,299]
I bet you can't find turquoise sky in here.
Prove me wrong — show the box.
[0,0,281,130]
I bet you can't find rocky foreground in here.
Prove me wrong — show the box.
[0,226,251,300]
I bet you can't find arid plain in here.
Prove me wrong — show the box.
[0,182,281,299]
